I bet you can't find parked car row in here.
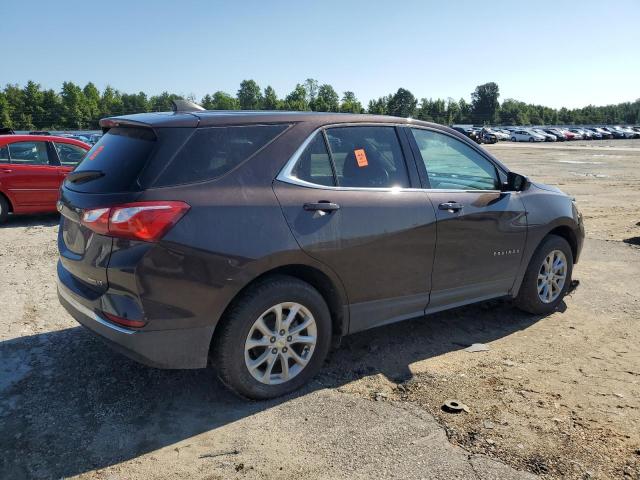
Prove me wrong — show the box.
[26,131,103,145]
[450,126,499,144]
[461,125,640,142]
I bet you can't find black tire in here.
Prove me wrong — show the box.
[0,195,9,224]
[511,137,517,142]
[213,275,332,400]
[529,137,534,142]
[515,234,573,315]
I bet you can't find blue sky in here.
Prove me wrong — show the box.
[3,0,639,108]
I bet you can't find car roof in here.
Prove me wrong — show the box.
[0,134,91,148]
[99,110,440,129]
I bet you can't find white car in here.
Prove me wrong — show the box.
[510,129,545,142]
[533,128,557,141]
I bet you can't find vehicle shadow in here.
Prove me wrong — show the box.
[0,300,552,479]
[0,213,59,229]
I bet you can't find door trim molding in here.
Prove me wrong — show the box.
[348,292,430,334]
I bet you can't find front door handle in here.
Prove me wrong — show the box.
[438,201,463,212]
[1,168,12,173]
[303,201,340,213]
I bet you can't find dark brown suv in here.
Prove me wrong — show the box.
[57,103,584,399]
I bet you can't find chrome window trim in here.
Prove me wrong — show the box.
[276,122,507,194]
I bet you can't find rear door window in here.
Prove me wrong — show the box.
[7,141,50,165]
[152,124,289,187]
[54,142,88,166]
[67,127,156,193]
[290,134,335,187]
[0,145,8,163]
[324,126,410,188]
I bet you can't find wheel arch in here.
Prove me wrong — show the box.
[511,223,579,298]
[0,190,13,212]
[547,225,578,264]
[209,263,349,354]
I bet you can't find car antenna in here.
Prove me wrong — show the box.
[171,99,206,113]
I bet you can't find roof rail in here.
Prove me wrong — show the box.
[171,99,205,113]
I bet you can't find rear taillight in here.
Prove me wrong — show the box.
[81,201,190,242]
[103,312,147,328]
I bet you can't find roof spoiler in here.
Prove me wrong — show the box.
[172,99,205,113]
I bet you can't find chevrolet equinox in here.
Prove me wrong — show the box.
[57,102,584,399]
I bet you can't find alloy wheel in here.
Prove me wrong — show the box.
[537,250,567,303]
[244,302,317,385]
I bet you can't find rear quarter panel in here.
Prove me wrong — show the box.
[133,128,349,336]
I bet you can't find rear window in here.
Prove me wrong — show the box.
[152,124,289,187]
[67,127,156,193]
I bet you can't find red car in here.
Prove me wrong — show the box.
[0,135,90,223]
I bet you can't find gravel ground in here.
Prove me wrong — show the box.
[0,139,639,479]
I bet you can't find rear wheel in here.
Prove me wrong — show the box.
[529,137,534,142]
[511,137,517,142]
[0,195,9,224]
[213,275,332,399]
[515,235,573,314]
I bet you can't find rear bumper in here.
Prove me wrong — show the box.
[57,275,212,369]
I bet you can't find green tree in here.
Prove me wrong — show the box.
[499,99,529,125]
[416,98,434,122]
[121,92,149,114]
[149,92,182,112]
[367,95,390,115]
[99,86,124,118]
[314,84,339,112]
[339,91,363,113]
[202,91,239,110]
[0,92,12,129]
[237,79,262,110]
[40,89,63,129]
[4,84,28,129]
[445,98,459,125]
[284,84,309,111]
[471,82,500,124]
[457,98,472,123]
[83,82,101,128]
[60,81,87,129]
[386,88,417,118]
[0,80,637,131]
[22,81,45,129]
[263,86,279,110]
[304,78,319,106]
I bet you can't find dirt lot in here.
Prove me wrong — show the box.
[1,139,639,479]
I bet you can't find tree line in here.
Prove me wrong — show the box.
[0,79,638,130]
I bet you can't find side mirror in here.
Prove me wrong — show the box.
[503,171,530,192]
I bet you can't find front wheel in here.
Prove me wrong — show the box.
[213,275,332,399]
[515,235,573,314]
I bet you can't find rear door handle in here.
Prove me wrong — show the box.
[303,201,340,213]
[438,201,463,212]
[1,168,12,173]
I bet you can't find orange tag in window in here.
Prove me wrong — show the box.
[354,148,368,167]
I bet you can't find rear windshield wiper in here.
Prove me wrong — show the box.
[66,170,105,184]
